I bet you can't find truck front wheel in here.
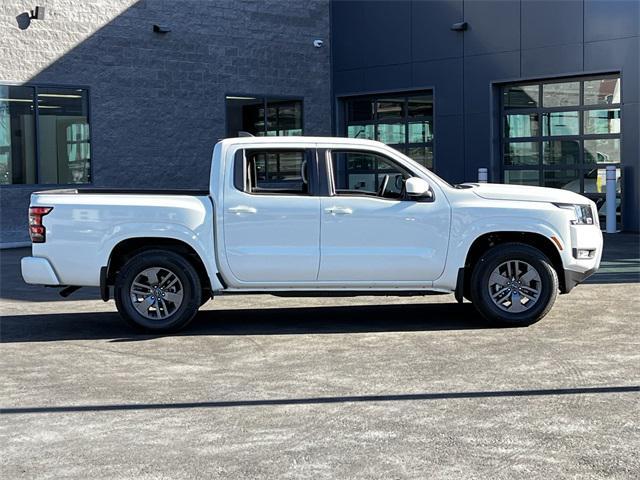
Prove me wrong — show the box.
[470,243,558,326]
[114,250,201,332]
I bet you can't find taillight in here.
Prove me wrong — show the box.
[29,207,53,243]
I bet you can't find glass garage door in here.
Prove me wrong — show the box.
[501,74,622,227]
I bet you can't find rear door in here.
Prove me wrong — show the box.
[222,147,320,283]
[318,148,450,282]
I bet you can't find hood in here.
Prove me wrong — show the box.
[462,183,591,205]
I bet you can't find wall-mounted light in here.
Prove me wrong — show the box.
[313,39,324,48]
[451,21,468,31]
[153,24,171,34]
[30,6,45,20]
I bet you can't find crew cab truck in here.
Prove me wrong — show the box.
[21,137,603,332]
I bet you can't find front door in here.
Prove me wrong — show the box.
[223,148,320,283]
[318,149,450,282]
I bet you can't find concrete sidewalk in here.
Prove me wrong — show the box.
[1,234,639,479]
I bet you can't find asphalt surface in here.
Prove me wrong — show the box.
[1,235,639,479]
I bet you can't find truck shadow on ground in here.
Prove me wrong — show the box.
[0,302,498,343]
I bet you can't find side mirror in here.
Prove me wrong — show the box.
[405,177,433,199]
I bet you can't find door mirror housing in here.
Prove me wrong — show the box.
[405,177,433,199]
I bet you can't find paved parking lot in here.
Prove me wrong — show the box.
[1,235,639,479]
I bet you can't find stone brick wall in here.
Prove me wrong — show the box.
[0,0,332,244]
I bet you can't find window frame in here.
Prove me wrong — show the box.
[224,94,304,138]
[0,82,92,187]
[233,147,318,197]
[324,148,425,202]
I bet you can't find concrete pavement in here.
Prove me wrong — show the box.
[1,235,639,479]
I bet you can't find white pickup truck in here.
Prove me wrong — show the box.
[22,137,602,332]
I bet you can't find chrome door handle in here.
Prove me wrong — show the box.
[228,205,257,214]
[325,206,353,215]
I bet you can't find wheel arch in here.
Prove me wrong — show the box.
[460,231,565,300]
[105,237,213,301]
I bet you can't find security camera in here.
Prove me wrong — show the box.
[313,39,324,48]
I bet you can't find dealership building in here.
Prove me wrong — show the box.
[1,0,638,245]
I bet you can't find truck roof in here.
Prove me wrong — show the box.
[218,136,384,147]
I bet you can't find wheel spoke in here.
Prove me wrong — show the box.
[509,291,526,312]
[492,286,510,300]
[490,272,509,287]
[163,291,182,304]
[145,268,161,286]
[519,268,538,284]
[133,295,154,315]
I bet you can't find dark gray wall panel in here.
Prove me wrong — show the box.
[433,115,465,184]
[334,69,365,95]
[363,63,412,92]
[411,0,463,61]
[585,36,640,103]
[464,51,520,114]
[332,0,411,71]
[585,0,640,42]
[621,102,639,231]
[412,57,463,116]
[521,44,584,77]
[464,112,492,181]
[463,0,520,56]
[522,0,583,49]
[362,0,411,67]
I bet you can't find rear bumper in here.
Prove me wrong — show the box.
[21,256,61,285]
[562,267,596,294]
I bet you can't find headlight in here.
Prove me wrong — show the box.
[554,203,595,225]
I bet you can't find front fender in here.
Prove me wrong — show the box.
[435,211,568,291]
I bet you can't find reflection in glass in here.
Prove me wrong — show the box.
[542,82,580,107]
[0,86,36,185]
[504,142,539,166]
[584,78,620,105]
[347,124,375,140]
[504,170,539,186]
[542,111,579,136]
[376,98,405,121]
[331,150,410,198]
[408,121,433,143]
[407,95,433,117]
[347,99,375,122]
[584,109,620,134]
[584,138,620,164]
[407,146,433,169]
[376,123,405,144]
[543,169,579,190]
[505,114,539,138]
[266,99,302,136]
[543,140,579,166]
[37,88,91,184]
[503,85,538,108]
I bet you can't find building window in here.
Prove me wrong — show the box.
[343,91,434,169]
[0,85,91,185]
[501,74,622,223]
[226,96,303,137]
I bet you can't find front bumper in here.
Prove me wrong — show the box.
[21,256,61,285]
[562,267,596,293]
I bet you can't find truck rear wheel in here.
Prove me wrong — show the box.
[470,243,558,326]
[114,250,201,332]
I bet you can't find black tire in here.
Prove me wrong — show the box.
[114,250,201,332]
[470,242,558,327]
